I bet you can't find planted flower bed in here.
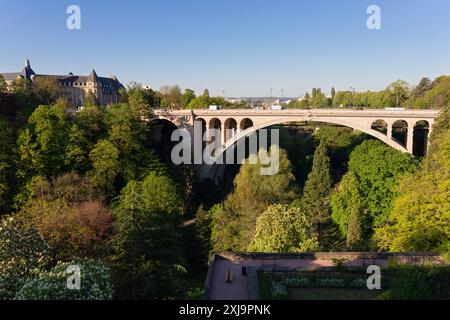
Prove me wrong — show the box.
[262,270,390,299]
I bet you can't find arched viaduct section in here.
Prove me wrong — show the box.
[153,108,439,155]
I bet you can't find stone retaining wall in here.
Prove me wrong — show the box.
[223,252,446,265]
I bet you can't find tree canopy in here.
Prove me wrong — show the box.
[249,204,319,253]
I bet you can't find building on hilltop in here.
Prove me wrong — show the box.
[1,59,125,107]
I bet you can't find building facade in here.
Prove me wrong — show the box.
[1,60,125,107]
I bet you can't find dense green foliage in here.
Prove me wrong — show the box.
[331,172,365,249]
[0,74,449,300]
[249,204,319,252]
[15,258,113,300]
[111,172,186,299]
[262,265,450,300]
[0,216,51,299]
[302,141,332,225]
[211,147,298,252]
[0,84,196,299]
[387,265,450,300]
[374,108,450,253]
[346,141,416,226]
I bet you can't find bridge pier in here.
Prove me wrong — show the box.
[407,121,414,154]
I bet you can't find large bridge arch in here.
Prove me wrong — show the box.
[152,108,439,181]
[211,116,408,163]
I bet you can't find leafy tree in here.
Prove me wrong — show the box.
[278,126,315,189]
[11,77,39,121]
[0,120,17,211]
[127,84,158,118]
[211,146,298,252]
[194,204,220,263]
[347,140,416,227]
[346,205,364,250]
[15,258,113,300]
[65,124,91,173]
[18,198,112,261]
[374,127,450,253]
[181,89,196,108]
[18,172,97,205]
[0,216,51,299]
[302,141,332,226]
[412,77,432,100]
[187,94,211,109]
[0,92,19,122]
[0,75,7,93]
[310,88,328,108]
[74,104,105,143]
[386,80,410,107]
[16,103,69,179]
[331,172,364,238]
[159,85,182,109]
[409,76,450,109]
[83,92,98,107]
[103,103,162,186]
[32,77,62,105]
[314,126,367,181]
[111,172,186,299]
[386,266,450,300]
[89,140,120,196]
[249,204,319,253]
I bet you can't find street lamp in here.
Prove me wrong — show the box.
[350,87,355,109]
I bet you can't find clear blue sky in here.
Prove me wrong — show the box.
[1,0,450,97]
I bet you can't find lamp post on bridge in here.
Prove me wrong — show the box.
[350,87,355,109]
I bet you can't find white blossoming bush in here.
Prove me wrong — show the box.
[0,216,51,299]
[271,281,288,298]
[315,278,346,287]
[15,258,114,300]
[350,278,367,288]
[282,277,310,288]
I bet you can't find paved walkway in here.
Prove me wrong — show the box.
[209,256,389,300]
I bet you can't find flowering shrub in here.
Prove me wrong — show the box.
[15,258,113,300]
[0,216,51,299]
[269,272,372,297]
[271,281,288,298]
[270,275,310,298]
[282,277,310,288]
[315,278,346,287]
[350,278,367,288]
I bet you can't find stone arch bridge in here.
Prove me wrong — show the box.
[153,108,439,155]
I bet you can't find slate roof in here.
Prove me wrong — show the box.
[1,61,124,90]
[0,73,20,82]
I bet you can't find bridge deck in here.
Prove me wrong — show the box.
[154,108,439,119]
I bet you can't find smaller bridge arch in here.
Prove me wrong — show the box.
[209,117,222,129]
[392,119,409,148]
[240,118,254,131]
[371,119,388,135]
[224,118,238,142]
[413,120,430,157]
